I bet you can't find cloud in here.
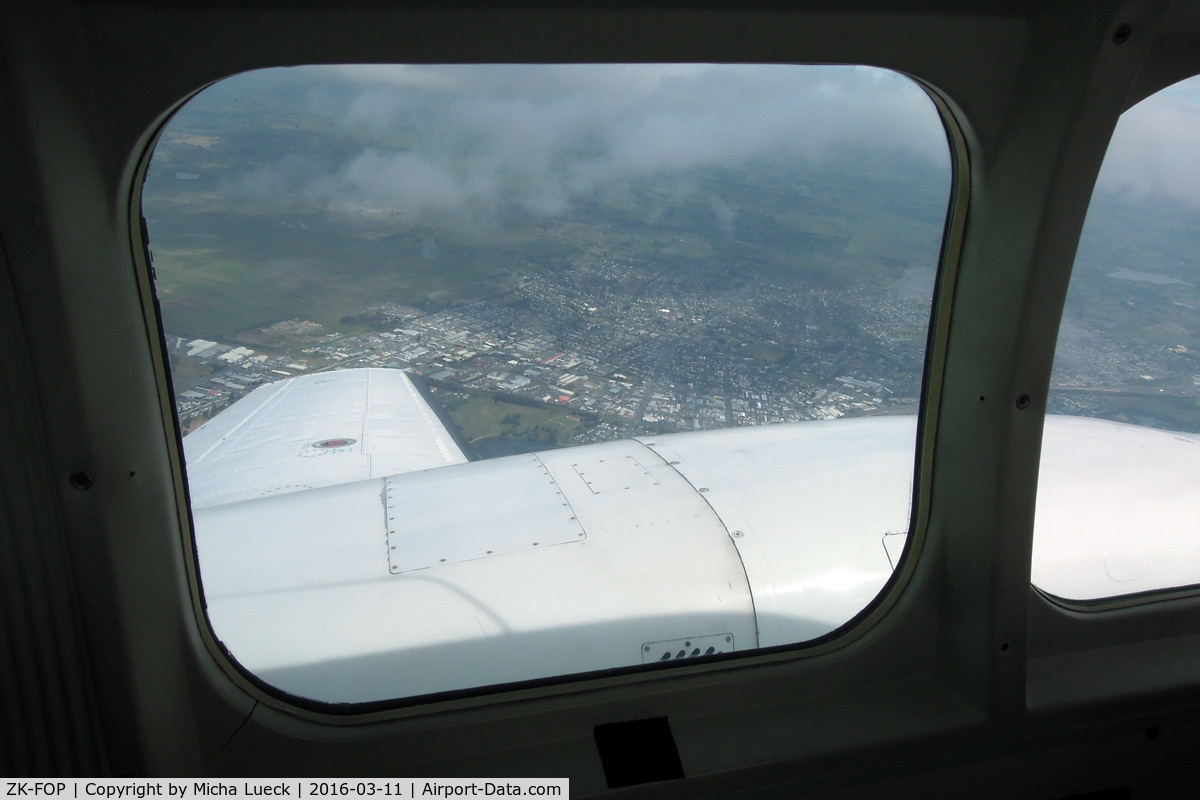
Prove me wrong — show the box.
[1094,76,1200,207]
[709,196,736,238]
[220,153,320,202]
[219,64,951,226]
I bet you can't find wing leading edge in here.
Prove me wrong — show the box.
[184,368,468,509]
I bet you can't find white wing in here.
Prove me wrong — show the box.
[184,368,468,509]
[186,367,1200,704]
[186,368,909,703]
[1033,415,1200,601]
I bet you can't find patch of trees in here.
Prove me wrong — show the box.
[491,391,544,409]
[339,312,394,330]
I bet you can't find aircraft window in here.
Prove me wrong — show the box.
[1034,75,1200,603]
[141,65,952,705]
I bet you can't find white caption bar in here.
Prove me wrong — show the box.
[1,781,568,800]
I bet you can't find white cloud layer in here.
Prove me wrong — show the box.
[1095,75,1200,207]
[222,64,950,225]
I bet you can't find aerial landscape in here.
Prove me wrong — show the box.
[142,65,1200,453]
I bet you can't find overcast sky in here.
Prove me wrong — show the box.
[199,64,1200,227]
[1094,75,1200,207]
[218,64,950,226]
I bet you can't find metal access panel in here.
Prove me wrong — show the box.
[571,454,661,495]
[386,454,585,573]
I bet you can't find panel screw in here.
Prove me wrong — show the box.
[1113,23,1131,45]
[1015,393,1031,410]
[69,472,93,491]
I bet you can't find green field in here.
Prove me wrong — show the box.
[439,393,588,446]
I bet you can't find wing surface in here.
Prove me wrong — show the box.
[183,368,468,508]
[174,379,1200,702]
[1034,415,1200,600]
[193,407,913,702]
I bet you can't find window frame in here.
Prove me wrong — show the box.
[128,65,970,720]
[1032,71,1200,613]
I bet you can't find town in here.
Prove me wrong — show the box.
[167,256,933,449]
